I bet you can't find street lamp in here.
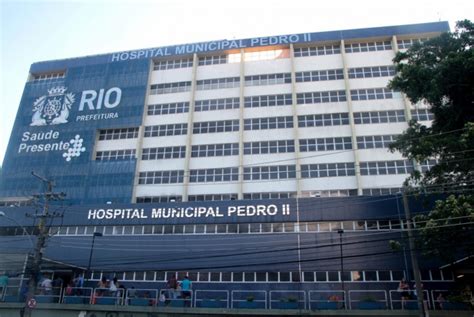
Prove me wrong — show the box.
[86,232,103,281]
[0,211,35,249]
[337,229,345,308]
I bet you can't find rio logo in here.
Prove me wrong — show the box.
[79,87,122,111]
[30,86,122,126]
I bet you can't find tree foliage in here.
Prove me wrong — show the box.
[389,20,474,262]
[414,195,474,262]
[389,20,474,189]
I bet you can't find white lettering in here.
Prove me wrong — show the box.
[95,89,104,110]
[111,53,120,62]
[151,208,161,218]
[79,90,97,111]
[104,87,121,108]
[267,205,278,216]
[88,209,96,219]
[289,35,299,43]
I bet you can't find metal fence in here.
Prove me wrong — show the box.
[1,286,472,311]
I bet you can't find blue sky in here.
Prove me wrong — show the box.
[1,0,473,165]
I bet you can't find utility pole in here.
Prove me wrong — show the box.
[402,189,425,317]
[23,172,64,317]
[337,229,345,308]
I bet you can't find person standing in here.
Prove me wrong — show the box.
[398,278,410,309]
[40,275,53,295]
[167,274,178,299]
[0,271,9,296]
[180,276,192,307]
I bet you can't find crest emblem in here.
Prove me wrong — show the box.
[30,86,75,126]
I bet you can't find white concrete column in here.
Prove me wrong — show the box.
[238,49,245,199]
[392,35,421,173]
[289,44,302,198]
[392,35,413,122]
[182,53,199,201]
[340,40,363,195]
[131,60,155,203]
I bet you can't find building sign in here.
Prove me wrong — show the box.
[87,203,292,221]
[19,130,85,161]
[30,86,75,126]
[14,85,124,161]
[111,33,313,62]
[30,86,122,125]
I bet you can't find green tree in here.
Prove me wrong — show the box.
[388,20,474,261]
[389,19,474,188]
[415,195,474,262]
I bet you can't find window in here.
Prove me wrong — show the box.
[316,272,327,282]
[189,167,239,183]
[296,90,346,104]
[96,149,135,161]
[301,163,356,178]
[298,113,349,127]
[360,160,414,175]
[295,69,344,82]
[98,127,139,140]
[138,170,184,184]
[328,272,339,282]
[365,271,377,281]
[243,48,290,62]
[348,66,395,79]
[188,194,238,201]
[411,109,434,121]
[345,41,392,53]
[32,71,65,81]
[350,88,395,101]
[196,77,240,90]
[244,94,292,108]
[420,159,438,172]
[268,272,278,282]
[279,272,290,282]
[136,196,182,203]
[148,102,189,115]
[144,123,187,137]
[198,55,228,66]
[304,272,315,282]
[193,120,239,134]
[191,143,238,157]
[195,98,239,112]
[243,140,295,155]
[397,38,428,49]
[243,116,293,130]
[243,192,295,200]
[353,110,405,124]
[300,137,352,152]
[153,58,193,70]
[294,45,341,57]
[245,73,291,86]
[350,271,362,281]
[243,165,296,180]
[142,146,186,160]
[362,187,401,196]
[357,135,399,149]
[150,81,191,94]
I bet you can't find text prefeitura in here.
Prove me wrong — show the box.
[87,204,291,220]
